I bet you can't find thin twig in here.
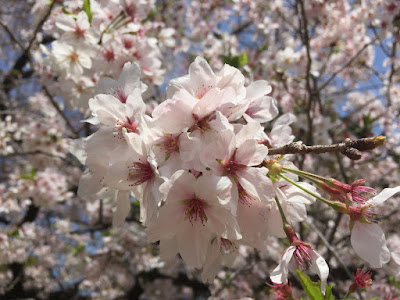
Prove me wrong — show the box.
[318,40,375,92]
[42,86,79,138]
[267,136,385,160]
[0,21,24,49]
[306,221,353,280]
[386,37,397,106]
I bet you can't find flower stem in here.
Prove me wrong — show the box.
[282,167,328,183]
[274,196,289,226]
[280,174,333,206]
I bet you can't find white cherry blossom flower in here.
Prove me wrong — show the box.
[350,186,400,268]
[146,171,241,268]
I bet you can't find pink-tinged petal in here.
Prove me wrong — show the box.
[270,124,295,146]
[119,62,141,86]
[55,14,75,32]
[152,97,195,134]
[351,222,391,268]
[368,186,400,206]
[245,96,279,123]
[146,202,185,242]
[89,94,126,126]
[69,61,83,75]
[177,221,210,268]
[246,80,272,98]
[237,200,270,248]
[206,206,242,240]
[179,131,207,171]
[217,64,246,97]
[219,99,249,121]
[167,56,216,98]
[195,175,233,207]
[235,139,268,166]
[190,56,216,84]
[193,88,226,119]
[159,237,178,262]
[273,113,296,127]
[270,246,296,284]
[140,181,160,226]
[207,110,234,132]
[79,54,92,69]
[77,170,114,201]
[200,129,235,173]
[125,88,146,117]
[165,171,196,204]
[239,168,274,202]
[112,190,131,227]
[201,239,222,283]
[264,204,286,238]
[76,11,90,29]
[235,119,263,146]
[309,250,329,294]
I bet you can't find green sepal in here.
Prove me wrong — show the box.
[83,0,93,23]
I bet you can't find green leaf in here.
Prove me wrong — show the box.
[141,9,155,24]
[8,229,19,238]
[324,284,334,300]
[25,256,39,267]
[70,244,86,256]
[296,269,335,300]
[237,52,248,67]
[219,52,248,68]
[20,167,36,180]
[62,7,74,15]
[83,0,93,23]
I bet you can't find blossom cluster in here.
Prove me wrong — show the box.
[33,0,174,111]
[74,56,400,291]
[1,0,400,298]
[75,57,323,282]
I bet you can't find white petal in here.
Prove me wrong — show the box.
[273,113,296,127]
[177,222,210,268]
[246,80,272,98]
[55,14,75,32]
[351,222,391,268]
[160,237,178,262]
[152,97,195,134]
[113,190,131,227]
[79,53,92,69]
[270,246,296,284]
[368,186,400,206]
[235,139,268,166]
[309,250,329,294]
[89,94,126,126]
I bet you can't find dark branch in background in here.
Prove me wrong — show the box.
[0,21,24,50]
[1,150,70,162]
[317,41,375,92]
[298,0,314,146]
[386,35,397,106]
[267,136,386,160]
[43,86,80,138]
[2,0,56,93]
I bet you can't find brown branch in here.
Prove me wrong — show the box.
[386,37,397,107]
[267,136,386,160]
[0,21,24,50]
[298,0,314,146]
[0,150,80,166]
[42,86,79,138]
[2,0,56,93]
